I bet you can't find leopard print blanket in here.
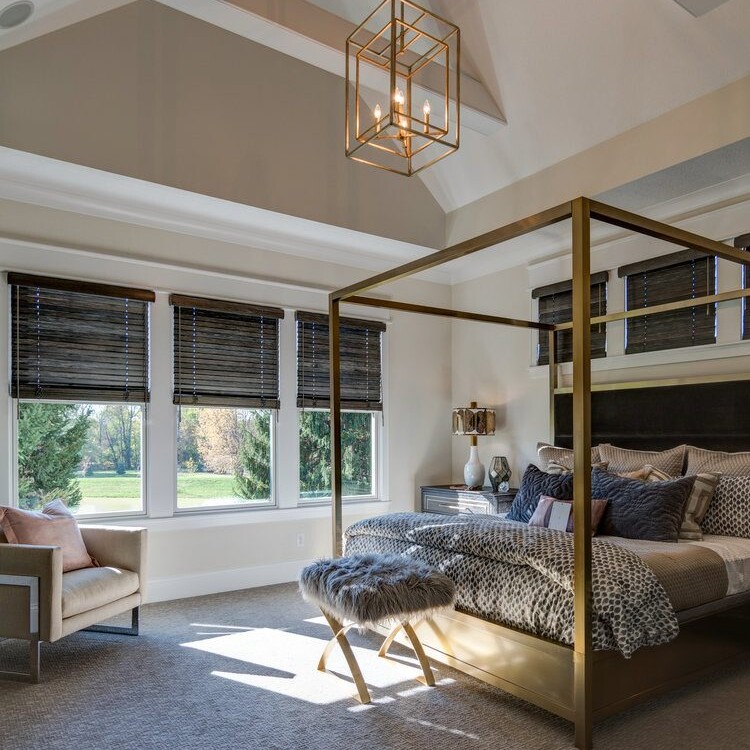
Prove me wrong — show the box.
[344,512,679,657]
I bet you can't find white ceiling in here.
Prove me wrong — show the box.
[2,0,750,221]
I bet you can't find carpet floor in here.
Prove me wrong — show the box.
[1,583,749,750]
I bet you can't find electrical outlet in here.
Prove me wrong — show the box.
[296,532,305,548]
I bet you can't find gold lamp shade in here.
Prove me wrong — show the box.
[452,406,495,436]
[345,0,460,176]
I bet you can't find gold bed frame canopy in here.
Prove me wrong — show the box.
[328,197,749,750]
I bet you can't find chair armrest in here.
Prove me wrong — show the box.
[0,543,63,642]
[79,526,148,602]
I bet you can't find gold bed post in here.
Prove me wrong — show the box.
[330,296,344,557]
[571,197,593,750]
[548,330,557,444]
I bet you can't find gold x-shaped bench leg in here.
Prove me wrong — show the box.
[378,620,435,687]
[318,612,371,704]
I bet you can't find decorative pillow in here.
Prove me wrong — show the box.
[591,467,695,542]
[686,446,750,477]
[598,444,686,477]
[0,500,96,572]
[700,475,750,538]
[507,465,574,523]
[545,459,609,475]
[528,495,609,534]
[619,466,717,540]
[537,442,601,472]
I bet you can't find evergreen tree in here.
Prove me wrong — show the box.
[234,410,271,500]
[17,403,91,509]
[299,411,372,497]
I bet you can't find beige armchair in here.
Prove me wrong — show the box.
[0,524,147,682]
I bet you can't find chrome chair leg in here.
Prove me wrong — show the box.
[84,607,140,636]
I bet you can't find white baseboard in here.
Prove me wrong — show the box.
[146,557,314,603]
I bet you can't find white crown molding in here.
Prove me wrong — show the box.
[0,147,451,284]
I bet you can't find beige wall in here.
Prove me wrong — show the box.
[0,0,445,249]
[0,199,453,601]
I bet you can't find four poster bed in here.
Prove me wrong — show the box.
[327,197,750,749]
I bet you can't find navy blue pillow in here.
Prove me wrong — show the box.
[592,467,695,542]
[507,465,574,523]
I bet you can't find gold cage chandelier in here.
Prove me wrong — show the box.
[345,0,460,176]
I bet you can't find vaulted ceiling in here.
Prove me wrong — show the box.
[1,0,750,262]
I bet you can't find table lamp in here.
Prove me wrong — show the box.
[452,402,496,489]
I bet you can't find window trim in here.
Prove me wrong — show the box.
[173,405,278,515]
[11,398,149,520]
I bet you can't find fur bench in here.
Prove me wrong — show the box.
[299,553,455,703]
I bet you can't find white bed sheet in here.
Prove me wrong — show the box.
[686,535,750,596]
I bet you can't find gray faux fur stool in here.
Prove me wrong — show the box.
[299,553,455,704]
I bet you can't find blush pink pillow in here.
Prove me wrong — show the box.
[528,495,609,535]
[0,500,97,572]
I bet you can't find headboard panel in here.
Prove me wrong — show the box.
[554,380,750,453]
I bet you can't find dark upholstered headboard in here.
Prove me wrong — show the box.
[554,380,750,453]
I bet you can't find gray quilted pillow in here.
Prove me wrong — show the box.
[592,467,695,542]
[507,465,574,523]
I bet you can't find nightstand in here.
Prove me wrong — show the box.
[420,485,518,516]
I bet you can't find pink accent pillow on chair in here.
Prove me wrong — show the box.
[528,495,609,535]
[0,499,97,572]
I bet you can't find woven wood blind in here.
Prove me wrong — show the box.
[296,312,386,410]
[534,274,608,366]
[622,256,716,354]
[171,295,284,408]
[9,273,153,402]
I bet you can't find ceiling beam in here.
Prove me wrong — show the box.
[156,0,505,136]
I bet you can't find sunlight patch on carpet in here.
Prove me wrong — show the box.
[181,627,435,705]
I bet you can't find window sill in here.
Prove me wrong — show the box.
[78,499,390,531]
[529,339,750,379]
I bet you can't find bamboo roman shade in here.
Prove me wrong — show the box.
[296,312,386,410]
[619,251,716,354]
[533,273,608,366]
[171,295,284,408]
[9,273,153,402]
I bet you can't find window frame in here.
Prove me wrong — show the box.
[173,405,278,515]
[296,407,381,505]
[11,397,149,520]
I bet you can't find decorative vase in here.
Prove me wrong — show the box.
[464,446,485,489]
[489,456,512,493]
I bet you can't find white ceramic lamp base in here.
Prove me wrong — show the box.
[463,445,485,489]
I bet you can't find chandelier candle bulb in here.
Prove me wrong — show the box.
[374,103,382,132]
[423,99,431,132]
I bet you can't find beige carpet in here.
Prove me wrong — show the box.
[1,582,748,750]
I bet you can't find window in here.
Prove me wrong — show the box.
[171,295,283,509]
[299,411,376,501]
[534,273,608,366]
[177,407,272,509]
[10,273,152,515]
[620,251,716,355]
[296,312,385,501]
